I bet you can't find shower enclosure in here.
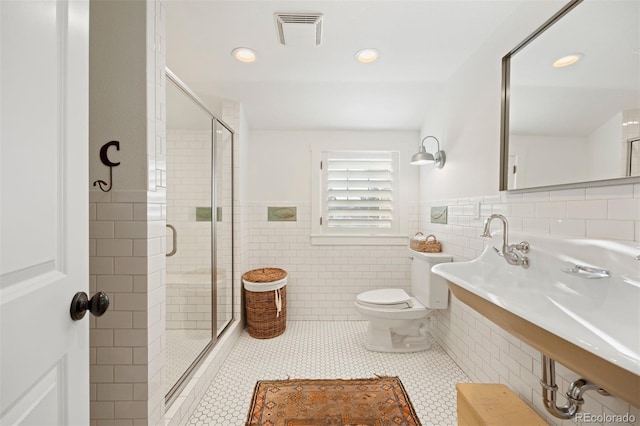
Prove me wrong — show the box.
[164,70,234,403]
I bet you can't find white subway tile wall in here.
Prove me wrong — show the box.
[165,275,212,330]
[147,2,167,423]
[214,123,235,333]
[164,126,234,331]
[165,130,214,333]
[221,101,246,319]
[245,202,420,321]
[166,130,212,275]
[420,183,640,426]
[90,190,157,425]
[89,1,167,424]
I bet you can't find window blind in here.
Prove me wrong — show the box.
[324,152,394,229]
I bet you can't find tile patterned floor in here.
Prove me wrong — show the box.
[165,329,211,395]
[186,321,469,425]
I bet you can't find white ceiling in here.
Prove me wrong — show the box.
[165,0,527,131]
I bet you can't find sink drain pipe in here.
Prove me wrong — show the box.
[540,354,603,419]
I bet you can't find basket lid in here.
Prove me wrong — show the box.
[242,268,287,283]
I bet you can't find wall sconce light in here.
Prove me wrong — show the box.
[410,136,446,168]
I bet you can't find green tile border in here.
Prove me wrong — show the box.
[196,207,212,222]
[268,207,297,222]
[430,206,448,224]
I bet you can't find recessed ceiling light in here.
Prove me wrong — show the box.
[355,48,379,63]
[553,53,584,68]
[232,47,256,63]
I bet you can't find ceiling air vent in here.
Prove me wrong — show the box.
[274,12,323,46]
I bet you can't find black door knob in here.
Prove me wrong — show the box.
[70,291,110,321]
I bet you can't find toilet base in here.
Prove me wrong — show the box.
[363,320,432,353]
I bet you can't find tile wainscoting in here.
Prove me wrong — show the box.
[241,184,639,425]
[420,183,639,426]
[246,201,420,321]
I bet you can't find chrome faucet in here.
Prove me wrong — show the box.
[481,214,530,268]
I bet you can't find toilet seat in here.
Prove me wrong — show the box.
[356,289,413,309]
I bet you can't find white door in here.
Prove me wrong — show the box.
[1,1,90,424]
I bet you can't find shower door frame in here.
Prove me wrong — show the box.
[165,68,235,406]
[212,118,235,338]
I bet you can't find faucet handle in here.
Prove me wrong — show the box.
[504,248,530,269]
[514,241,530,253]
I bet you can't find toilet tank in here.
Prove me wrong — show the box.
[409,249,452,309]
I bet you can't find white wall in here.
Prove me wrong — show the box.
[237,107,251,203]
[243,129,420,320]
[416,2,640,425]
[419,2,563,200]
[245,131,311,202]
[586,112,624,180]
[508,112,625,188]
[625,110,640,176]
[509,134,588,188]
[90,1,148,192]
[247,129,419,204]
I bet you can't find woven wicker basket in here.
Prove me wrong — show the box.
[409,232,442,253]
[243,268,287,339]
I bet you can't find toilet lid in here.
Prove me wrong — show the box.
[357,289,413,308]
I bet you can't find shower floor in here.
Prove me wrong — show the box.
[186,321,469,425]
[164,329,211,395]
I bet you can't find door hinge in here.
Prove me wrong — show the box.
[320,161,323,170]
[513,165,517,174]
[320,217,323,225]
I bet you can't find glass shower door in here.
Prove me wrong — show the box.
[214,120,234,336]
[165,78,213,398]
[163,70,235,406]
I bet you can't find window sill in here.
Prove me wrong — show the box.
[310,234,408,246]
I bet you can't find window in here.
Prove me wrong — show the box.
[312,150,404,245]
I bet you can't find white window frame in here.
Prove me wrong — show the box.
[311,150,407,245]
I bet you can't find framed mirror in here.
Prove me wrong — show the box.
[500,0,640,191]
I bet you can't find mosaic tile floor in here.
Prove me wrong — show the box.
[186,321,469,425]
[165,329,211,395]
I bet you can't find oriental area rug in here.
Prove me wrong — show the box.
[245,376,422,426]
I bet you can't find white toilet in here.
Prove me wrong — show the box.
[354,249,452,352]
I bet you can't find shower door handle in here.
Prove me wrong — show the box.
[166,224,177,257]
